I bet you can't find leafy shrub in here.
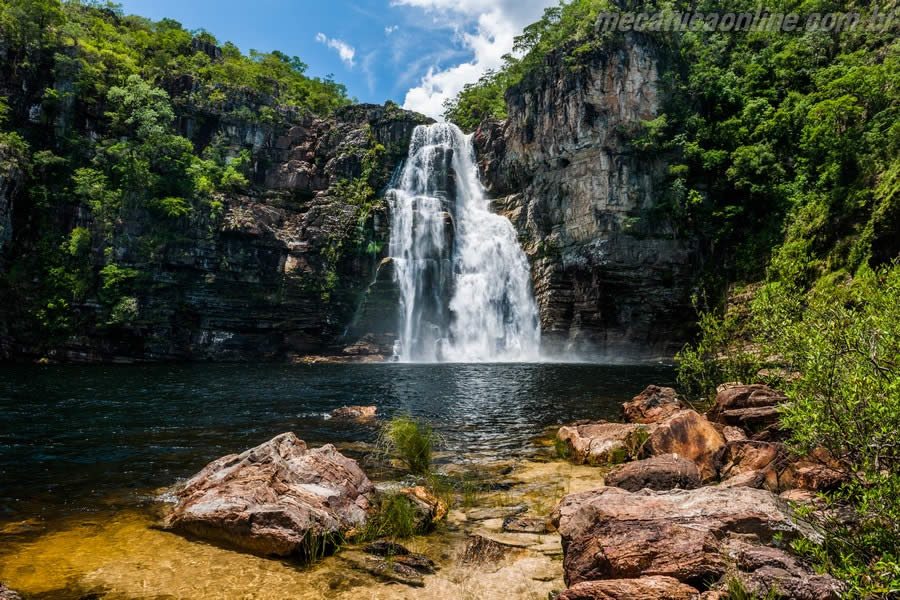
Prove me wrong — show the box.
[679,263,900,597]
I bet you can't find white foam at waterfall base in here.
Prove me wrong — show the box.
[388,123,541,363]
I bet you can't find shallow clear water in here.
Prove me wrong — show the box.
[0,362,673,523]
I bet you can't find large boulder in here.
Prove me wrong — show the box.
[644,410,725,482]
[557,576,699,600]
[604,454,701,492]
[707,384,786,429]
[163,432,376,557]
[557,422,650,465]
[550,485,813,587]
[621,385,684,424]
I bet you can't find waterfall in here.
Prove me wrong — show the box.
[387,123,541,363]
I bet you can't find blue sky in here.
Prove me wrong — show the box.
[117,0,556,118]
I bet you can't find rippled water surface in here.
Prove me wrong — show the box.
[0,362,673,522]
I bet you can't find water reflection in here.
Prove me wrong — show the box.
[0,362,673,521]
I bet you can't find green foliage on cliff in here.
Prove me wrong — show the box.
[446,0,898,284]
[0,0,355,348]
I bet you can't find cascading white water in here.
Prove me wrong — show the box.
[387,123,541,362]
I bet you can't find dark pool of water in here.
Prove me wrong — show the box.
[0,362,673,522]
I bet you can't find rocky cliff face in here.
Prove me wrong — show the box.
[1,87,429,361]
[474,34,698,361]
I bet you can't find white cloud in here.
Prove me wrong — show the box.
[315,32,356,68]
[385,25,399,34]
[393,0,556,119]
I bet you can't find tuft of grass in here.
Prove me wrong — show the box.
[358,494,420,541]
[379,415,437,475]
[725,575,779,600]
[624,427,650,461]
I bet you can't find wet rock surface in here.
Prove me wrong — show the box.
[330,405,377,421]
[163,432,376,557]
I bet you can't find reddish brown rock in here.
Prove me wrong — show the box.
[719,470,767,489]
[557,577,699,600]
[621,385,684,424]
[604,454,701,492]
[557,422,650,465]
[725,545,846,600]
[644,410,725,482]
[720,440,783,479]
[720,405,781,429]
[779,464,846,492]
[163,432,376,557]
[329,405,377,420]
[722,425,748,442]
[550,486,812,587]
[707,384,786,423]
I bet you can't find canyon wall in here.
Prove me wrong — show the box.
[0,81,428,361]
[474,34,699,361]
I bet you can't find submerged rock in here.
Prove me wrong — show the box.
[502,515,553,534]
[330,405,377,421]
[643,410,725,482]
[340,550,431,586]
[604,454,701,492]
[550,485,814,587]
[621,385,684,424]
[0,584,23,600]
[557,576,699,600]
[462,534,513,566]
[163,432,375,557]
[557,422,650,465]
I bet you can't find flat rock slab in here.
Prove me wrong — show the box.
[558,576,699,600]
[163,432,375,557]
[550,485,814,586]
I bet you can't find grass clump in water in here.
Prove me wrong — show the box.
[379,415,437,475]
[359,494,420,541]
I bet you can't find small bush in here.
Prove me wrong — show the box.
[379,416,436,475]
